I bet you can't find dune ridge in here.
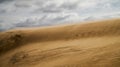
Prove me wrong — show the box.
[0,18,120,67]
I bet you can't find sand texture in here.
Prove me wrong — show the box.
[0,19,120,67]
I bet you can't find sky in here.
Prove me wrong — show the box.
[0,0,120,31]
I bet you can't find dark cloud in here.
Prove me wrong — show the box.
[14,3,31,8]
[15,19,37,27]
[60,2,78,10]
[0,29,4,32]
[0,9,7,14]
[33,3,62,13]
[14,1,31,8]
[14,15,70,28]
[50,15,70,22]
[34,1,79,14]
[38,8,61,13]
[34,8,61,13]
[0,0,14,3]
[0,24,4,32]
[34,0,45,6]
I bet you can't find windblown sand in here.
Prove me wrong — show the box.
[0,19,120,67]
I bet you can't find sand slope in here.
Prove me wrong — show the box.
[0,18,120,67]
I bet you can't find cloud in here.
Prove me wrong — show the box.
[0,0,120,31]
[14,2,31,8]
[14,13,72,27]
[0,19,3,23]
[0,0,13,3]
[60,1,79,10]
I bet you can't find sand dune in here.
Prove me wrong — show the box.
[0,18,120,67]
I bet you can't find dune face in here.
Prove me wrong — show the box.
[0,19,120,67]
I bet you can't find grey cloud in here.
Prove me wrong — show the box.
[14,16,46,27]
[60,2,79,10]
[33,2,62,13]
[0,22,14,32]
[0,20,3,23]
[34,0,45,6]
[14,14,70,28]
[15,19,37,27]
[109,0,120,9]
[33,0,78,14]
[36,8,62,13]
[14,3,31,8]
[0,0,120,32]
[50,15,70,23]
[0,9,7,14]
[0,27,4,32]
[0,0,14,3]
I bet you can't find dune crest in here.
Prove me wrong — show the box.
[0,18,120,67]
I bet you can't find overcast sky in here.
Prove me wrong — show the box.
[0,0,120,31]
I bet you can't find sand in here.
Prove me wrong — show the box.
[0,18,120,67]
